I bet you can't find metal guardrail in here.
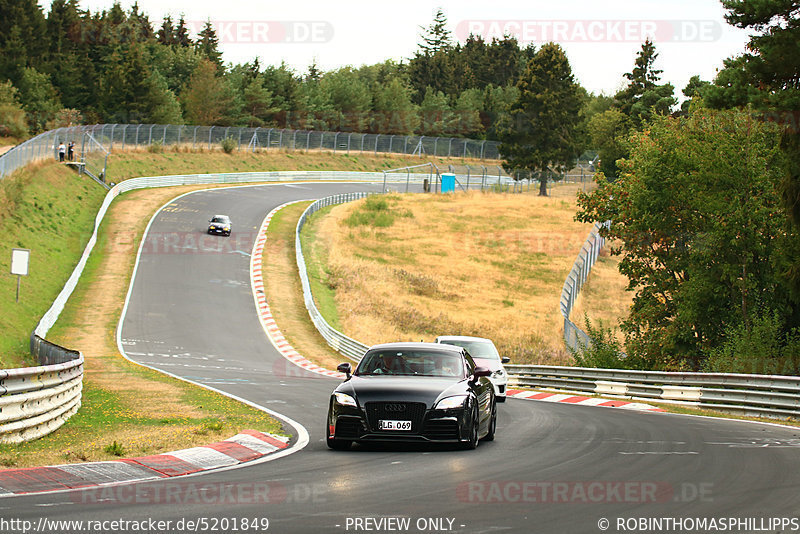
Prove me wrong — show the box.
[296,194,373,363]
[0,124,502,181]
[1,337,82,444]
[504,364,800,419]
[560,221,609,352]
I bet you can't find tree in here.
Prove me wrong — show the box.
[16,67,62,132]
[709,0,800,112]
[576,108,791,370]
[498,43,582,195]
[0,81,29,137]
[241,76,275,127]
[418,86,452,136]
[146,71,183,124]
[322,67,372,131]
[614,38,662,116]
[174,15,191,47]
[454,88,483,138]
[707,0,800,307]
[680,75,711,114]
[157,15,175,45]
[587,109,631,179]
[195,20,223,71]
[182,59,234,125]
[372,77,419,134]
[418,8,452,54]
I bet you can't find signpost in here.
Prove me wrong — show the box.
[11,248,30,303]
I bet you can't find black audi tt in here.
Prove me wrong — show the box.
[326,342,497,450]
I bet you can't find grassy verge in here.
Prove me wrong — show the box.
[0,162,107,369]
[299,205,344,332]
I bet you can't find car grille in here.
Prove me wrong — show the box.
[422,419,459,441]
[365,402,426,432]
[335,418,365,439]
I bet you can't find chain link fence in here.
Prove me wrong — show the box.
[560,221,611,353]
[0,124,502,182]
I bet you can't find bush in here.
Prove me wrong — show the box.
[571,315,650,370]
[703,311,800,375]
[0,103,29,138]
[220,136,237,154]
[147,140,164,153]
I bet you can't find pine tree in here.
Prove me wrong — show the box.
[614,38,662,116]
[418,8,452,54]
[157,15,175,46]
[174,15,191,47]
[195,20,223,71]
[499,43,582,195]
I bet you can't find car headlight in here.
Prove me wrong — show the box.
[435,395,468,410]
[334,392,357,407]
[492,369,505,378]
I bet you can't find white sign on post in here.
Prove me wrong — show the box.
[11,248,30,276]
[11,248,30,303]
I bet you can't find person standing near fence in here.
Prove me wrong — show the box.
[67,142,74,162]
[58,142,66,162]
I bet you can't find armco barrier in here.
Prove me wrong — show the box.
[505,364,800,419]
[0,337,83,444]
[296,194,372,363]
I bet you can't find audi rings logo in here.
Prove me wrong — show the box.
[385,404,406,412]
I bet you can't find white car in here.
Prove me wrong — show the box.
[435,336,510,402]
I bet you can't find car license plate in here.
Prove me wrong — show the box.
[379,420,411,431]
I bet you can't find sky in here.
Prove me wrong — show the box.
[48,0,752,98]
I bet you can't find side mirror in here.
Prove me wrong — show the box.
[501,357,510,364]
[337,362,352,378]
[470,366,491,384]
[473,366,491,378]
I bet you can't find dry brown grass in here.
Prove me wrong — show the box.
[309,182,629,365]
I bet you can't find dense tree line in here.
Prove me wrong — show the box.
[575,0,800,374]
[0,1,577,141]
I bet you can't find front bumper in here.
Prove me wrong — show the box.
[329,401,470,443]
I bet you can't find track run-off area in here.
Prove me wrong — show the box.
[3,181,800,534]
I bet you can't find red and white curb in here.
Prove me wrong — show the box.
[250,201,344,379]
[506,389,666,412]
[0,431,288,496]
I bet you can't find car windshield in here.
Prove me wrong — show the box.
[439,339,500,361]
[211,216,229,223]
[355,350,465,377]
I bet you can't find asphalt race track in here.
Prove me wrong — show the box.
[4,182,800,534]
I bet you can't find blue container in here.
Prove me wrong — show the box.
[441,173,456,193]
